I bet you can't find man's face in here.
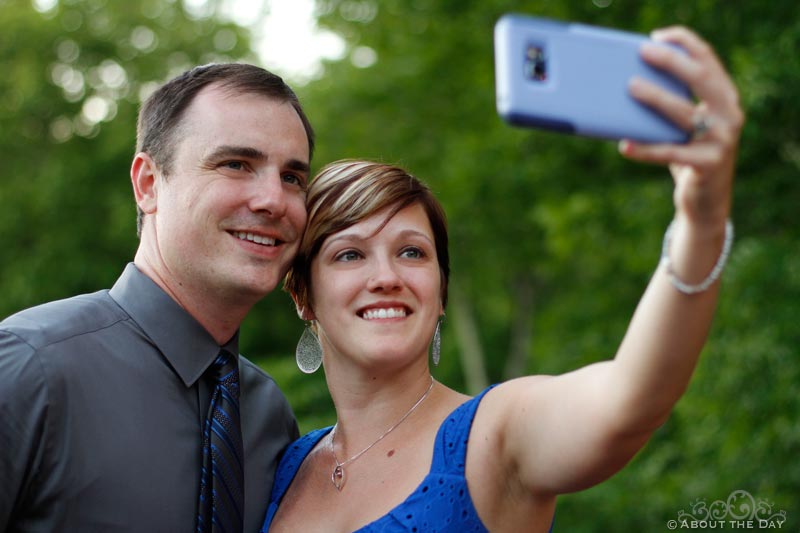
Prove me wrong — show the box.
[149,84,310,305]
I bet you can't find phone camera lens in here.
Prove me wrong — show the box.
[524,45,547,81]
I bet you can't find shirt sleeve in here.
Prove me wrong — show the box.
[0,330,50,529]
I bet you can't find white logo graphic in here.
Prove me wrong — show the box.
[666,489,787,530]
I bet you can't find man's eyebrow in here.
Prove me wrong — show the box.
[204,145,267,162]
[286,158,310,174]
[203,145,309,174]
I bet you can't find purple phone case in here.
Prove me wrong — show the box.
[494,14,691,143]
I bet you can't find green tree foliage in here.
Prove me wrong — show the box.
[0,0,305,356]
[2,0,797,528]
[285,0,799,527]
[0,0,252,311]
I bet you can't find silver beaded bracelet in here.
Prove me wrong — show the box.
[660,218,734,295]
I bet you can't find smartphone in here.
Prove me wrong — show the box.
[494,14,691,143]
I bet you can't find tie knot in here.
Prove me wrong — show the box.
[210,350,240,400]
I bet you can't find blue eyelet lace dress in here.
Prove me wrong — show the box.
[261,386,497,532]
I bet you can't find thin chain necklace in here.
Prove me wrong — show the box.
[329,377,435,491]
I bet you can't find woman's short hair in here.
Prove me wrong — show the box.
[285,160,450,315]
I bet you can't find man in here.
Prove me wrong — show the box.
[0,63,314,532]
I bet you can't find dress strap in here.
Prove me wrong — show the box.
[429,385,496,475]
[261,426,332,532]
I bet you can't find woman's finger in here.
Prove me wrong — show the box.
[619,138,724,169]
[628,76,696,132]
[644,27,740,114]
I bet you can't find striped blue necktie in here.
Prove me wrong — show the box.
[197,350,244,533]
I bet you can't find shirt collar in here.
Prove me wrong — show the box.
[109,263,240,387]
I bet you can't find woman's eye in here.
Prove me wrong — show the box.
[335,250,362,262]
[400,247,425,259]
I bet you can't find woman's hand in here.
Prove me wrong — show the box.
[620,26,744,227]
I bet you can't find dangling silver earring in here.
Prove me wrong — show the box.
[296,322,322,373]
[431,316,443,367]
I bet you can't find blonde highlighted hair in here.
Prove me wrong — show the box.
[285,160,450,315]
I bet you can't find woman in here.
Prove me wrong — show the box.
[263,26,742,532]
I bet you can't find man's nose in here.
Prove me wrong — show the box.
[248,171,288,218]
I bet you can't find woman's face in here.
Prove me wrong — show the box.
[309,202,443,370]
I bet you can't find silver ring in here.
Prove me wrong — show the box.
[691,113,712,140]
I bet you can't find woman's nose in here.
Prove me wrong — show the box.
[366,257,403,292]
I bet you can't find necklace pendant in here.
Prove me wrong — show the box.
[332,465,345,491]
[328,378,435,493]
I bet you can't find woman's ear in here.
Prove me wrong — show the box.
[299,307,316,321]
[293,296,316,321]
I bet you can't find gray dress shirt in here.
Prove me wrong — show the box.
[0,263,299,532]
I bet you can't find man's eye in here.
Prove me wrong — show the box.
[222,161,245,171]
[282,173,305,187]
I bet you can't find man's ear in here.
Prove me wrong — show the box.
[131,152,159,215]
